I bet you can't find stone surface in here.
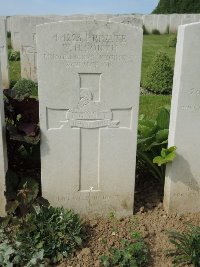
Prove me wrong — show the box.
[164,22,200,213]
[182,14,197,25]
[0,18,10,89]
[0,62,7,216]
[20,16,52,82]
[11,15,25,51]
[37,20,143,216]
[157,15,170,34]
[109,15,143,28]
[169,14,183,33]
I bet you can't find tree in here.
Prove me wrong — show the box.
[153,0,200,14]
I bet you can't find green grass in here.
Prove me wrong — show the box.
[141,34,176,84]
[139,95,171,120]
[8,37,21,86]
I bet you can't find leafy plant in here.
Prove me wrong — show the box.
[137,105,175,183]
[100,231,149,267]
[4,83,40,171]
[168,36,177,47]
[16,206,85,264]
[168,224,200,267]
[142,51,173,94]
[3,175,49,226]
[8,50,20,61]
[153,146,176,166]
[13,78,38,98]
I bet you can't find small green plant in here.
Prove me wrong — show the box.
[7,31,11,38]
[168,35,177,47]
[13,78,38,98]
[152,29,160,35]
[16,206,85,264]
[0,206,85,265]
[100,231,149,267]
[137,105,176,182]
[168,224,200,267]
[142,51,173,94]
[143,25,149,35]
[153,146,176,166]
[8,50,20,61]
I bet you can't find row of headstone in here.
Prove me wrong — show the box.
[0,18,200,217]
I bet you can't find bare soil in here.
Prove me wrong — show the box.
[58,175,200,267]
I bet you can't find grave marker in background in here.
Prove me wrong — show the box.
[164,22,200,213]
[20,16,52,82]
[0,18,9,89]
[0,62,7,216]
[110,16,143,28]
[37,20,143,216]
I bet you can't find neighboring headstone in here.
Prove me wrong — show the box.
[0,62,7,216]
[164,22,200,213]
[157,15,170,34]
[20,16,52,82]
[0,18,10,89]
[169,14,183,33]
[37,20,143,216]
[11,15,25,51]
[182,14,197,25]
[109,15,143,28]
[143,15,158,33]
[94,14,115,20]
[6,16,12,33]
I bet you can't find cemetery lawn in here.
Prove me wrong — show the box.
[141,34,176,84]
[139,95,171,120]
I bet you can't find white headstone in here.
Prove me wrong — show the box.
[6,16,12,33]
[0,62,7,216]
[164,22,200,213]
[0,18,10,89]
[143,15,158,33]
[182,14,197,25]
[109,15,143,28]
[157,15,170,34]
[11,15,24,51]
[169,14,183,33]
[37,20,143,216]
[20,16,52,82]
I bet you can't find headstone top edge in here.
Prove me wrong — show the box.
[36,19,143,33]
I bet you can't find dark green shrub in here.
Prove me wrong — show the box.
[153,0,200,14]
[13,78,38,97]
[168,36,177,47]
[168,224,200,266]
[143,25,149,35]
[152,29,160,35]
[16,207,85,263]
[7,31,11,38]
[142,51,173,94]
[8,50,20,61]
[100,231,149,267]
[0,207,86,265]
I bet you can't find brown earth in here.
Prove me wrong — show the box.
[58,175,200,267]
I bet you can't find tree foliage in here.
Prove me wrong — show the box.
[153,0,200,14]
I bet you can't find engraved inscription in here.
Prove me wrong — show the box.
[42,31,133,69]
[67,88,119,129]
